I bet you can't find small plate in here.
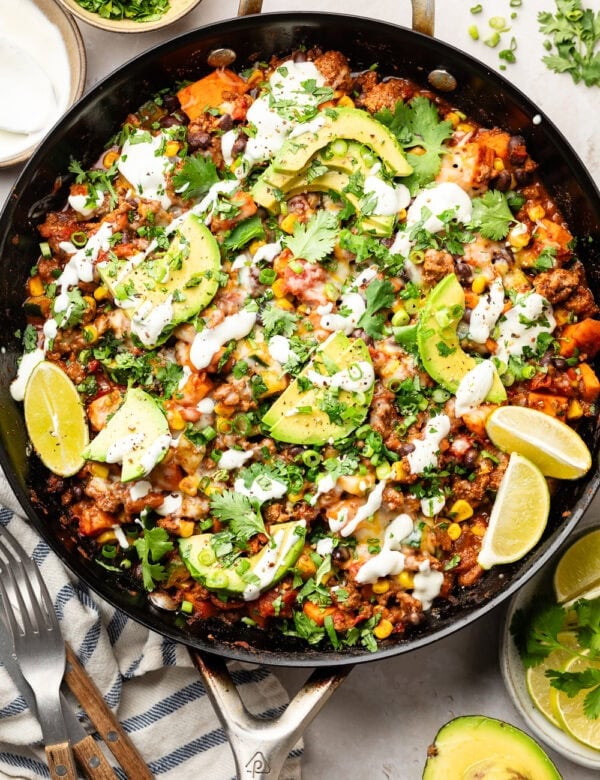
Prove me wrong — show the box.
[56,0,203,33]
[500,531,600,771]
[0,0,86,168]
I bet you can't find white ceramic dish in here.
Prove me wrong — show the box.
[0,0,86,169]
[501,539,600,771]
[56,0,203,33]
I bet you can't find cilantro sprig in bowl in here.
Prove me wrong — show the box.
[56,0,203,32]
[501,524,600,770]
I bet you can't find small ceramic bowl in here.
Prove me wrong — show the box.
[56,0,203,33]
[0,0,86,169]
[500,525,600,771]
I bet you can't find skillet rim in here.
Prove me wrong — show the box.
[0,11,599,667]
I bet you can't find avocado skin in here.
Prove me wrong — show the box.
[271,107,412,177]
[98,213,221,344]
[422,715,561,779]
[83,387,169,483]
[178,520,306,598]
[262,334,374,446]
[417,274,506,401]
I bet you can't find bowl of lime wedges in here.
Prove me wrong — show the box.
[501,524,600,770]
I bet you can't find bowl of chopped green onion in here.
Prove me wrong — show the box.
[56,0,203,33]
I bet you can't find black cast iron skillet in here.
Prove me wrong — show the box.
[0,3,599,775]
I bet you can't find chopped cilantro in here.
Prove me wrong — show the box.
[357,278,396,339]
[172,154,219,200]
[284,210,339,264]
[209,490,266,548]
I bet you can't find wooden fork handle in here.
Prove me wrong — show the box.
[72,734,116,779]
[46,741,78,780]
[64,644,154,780]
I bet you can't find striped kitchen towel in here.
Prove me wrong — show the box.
[0,496,302,779]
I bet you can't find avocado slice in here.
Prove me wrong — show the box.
[262,333,374,445]
[178,520,306,599]
[98,213,221,345]
[417,274,506,401]
[271,107,412,177]
[83,388,170,482]
[423,715,561,779]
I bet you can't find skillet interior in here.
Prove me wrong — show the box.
[0,12,598,667]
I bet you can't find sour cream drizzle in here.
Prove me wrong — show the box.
[407,414,451,475]
[190,310,257,370]
[454,360,495,417]
[495,292,556,364]
[307,361,375,393]
[330,480,387,537]
[243,520,306,601]
[355,513,413,584]
[234,475,288,504]
[413,560,444,610]
[469,277,505,343]
[118,130,173,210]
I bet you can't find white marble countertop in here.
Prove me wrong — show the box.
[1,1,599,777]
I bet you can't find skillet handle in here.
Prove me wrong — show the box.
[238,0,262,15]
[411,0,435,36]
[190,650,352,780]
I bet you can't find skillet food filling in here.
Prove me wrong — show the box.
[12,49,599,651]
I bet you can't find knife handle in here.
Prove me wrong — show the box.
[46,741,78,780]
[64,644,154,780]
[73,734,116,779]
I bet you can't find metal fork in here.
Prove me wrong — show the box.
[0,526,77,780]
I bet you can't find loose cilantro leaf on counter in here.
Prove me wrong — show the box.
[284,210,339,263]
[538,1,600,87]
[471,190,515,240]
[210,490,266,547]
[357,278,396,339]
[173,154,219,200]
[134,527,174,591]
[376,97,453,191]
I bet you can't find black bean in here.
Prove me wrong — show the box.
[552,356,568,370]
[456,261,473,282]
[188,130,211,150]
[232,132,248,156]
[463,448,479,467]
[539,351,554,367]
[293,50,308,63]
[462,307,472,323]
[162,94,180,113]
[397,442,416,456]
[159,115,182,129]
[218,113,233,132]
[491,169,511,192]
[333,546,351,563]
[514,167,533,186]
[508,135,528,165]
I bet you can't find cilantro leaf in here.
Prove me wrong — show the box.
[223,215,265,252]
[283,210,339,263]
[173,154,219,200]
[133,526,174,591]
[539,1,600,87]
[209,490,266,546]
[261,303,298,338]
[510,596,568,668]
[546,667,600,719]
[376,97,453,191]
[357,278,395,339]
[471,190,515,240]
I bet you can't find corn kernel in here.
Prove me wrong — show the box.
[177,520,196,538]
[493,157,505,172]
[272,278,287,298]
[165,140,180,157]
[29,276,44,296]
[567,399,584,420]
[449,499,473,523]
[447,522,462,541]
[93,286,110,302]
[203,484,223,497]
[527,205,546,222]
[216,415,232,433]
[90,462,110,479]
[168,409,186,432]
[508,225,531,249]
[471,275,487,295]
[249,239,266,256]
[82,325,99,344]
[179,475,199,496]
[276,298,294,311]
[396,570,414,589]
[287,492,304,504]
[296,552,317,579]
[337,95,354,108]
[338,472,375,496]
[445,111,461,128]
[260,370,288,397]
[471,522,486,537]
[280,213,298,234]
[457,122,474,133]
[246,69,264,89]
[410,146,426,156]
[372,579,390,594]
[96,530,117,544]
[397,208,407,221]
[214,402,235,418]
[390,461,408,481]
[374,619,394,640]
[103,150,119,168]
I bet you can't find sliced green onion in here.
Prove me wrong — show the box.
[289,260,304,274]
[232,414,252,434]
[470,3,482,13]
[200,425,217,441]
[522,365,536,379]
[39,242,52,259]
[489,16,508,31]
[331,139,348,156]
[259,268,276,285]
[181,600,194,614]
[409,249,426,265]
[391,308,410,327]
[376,462,391,480]
[102,544,117,559]
[484,32,501,48]
[432,388,451,404]
[70,231,88,248]
[468,25,480,41]
[302,449,322,467]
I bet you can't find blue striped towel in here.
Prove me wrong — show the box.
[0,485,302,780]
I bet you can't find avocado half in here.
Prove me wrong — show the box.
[422,715,561,779]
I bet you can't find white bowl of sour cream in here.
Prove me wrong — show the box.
[0,0,86,168]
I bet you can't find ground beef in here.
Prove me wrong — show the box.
[313,50,353,92]
[422,249,455,287]
[356,78,416,113]
[534,265,583,304]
